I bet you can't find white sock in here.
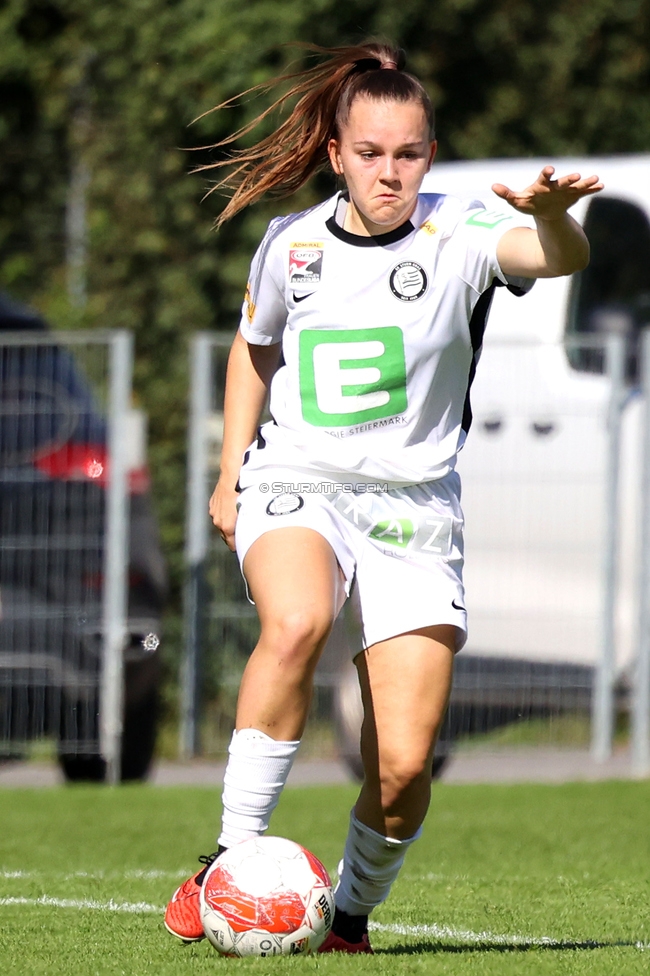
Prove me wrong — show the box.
[334,811,422,916]
[217,729,300,849]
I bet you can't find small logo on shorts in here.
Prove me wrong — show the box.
[452,598,466,611]
[266,493,305,516]
[389,262,428,302]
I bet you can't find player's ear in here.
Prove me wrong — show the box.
[428,140,438,168]
[328,138,343,176]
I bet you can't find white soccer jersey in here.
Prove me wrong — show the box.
[239,191,532,486]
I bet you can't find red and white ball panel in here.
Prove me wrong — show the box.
[199,836,334,956]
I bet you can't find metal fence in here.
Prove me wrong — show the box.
[181,330,650,775]
[455,333,625,760]
[0,330,132,783]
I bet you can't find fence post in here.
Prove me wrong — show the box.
[632,328,650,775]
[591,333,626,762]
[179,333,213,759]
[100,330,133,785]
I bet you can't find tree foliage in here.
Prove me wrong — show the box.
[2,0,650,608]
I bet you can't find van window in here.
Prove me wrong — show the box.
[566,196,650,381]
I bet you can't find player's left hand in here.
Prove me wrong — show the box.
[492,166,604,221]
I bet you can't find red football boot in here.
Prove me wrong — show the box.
[319,931,374,954]
[164,852,222,943]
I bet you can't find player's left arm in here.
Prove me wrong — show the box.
[493,165,604,279]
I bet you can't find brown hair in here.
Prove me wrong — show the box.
[194,41,435,227]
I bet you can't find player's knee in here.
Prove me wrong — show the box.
[262,609,334,665]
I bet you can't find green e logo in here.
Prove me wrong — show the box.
[299,327,407,427]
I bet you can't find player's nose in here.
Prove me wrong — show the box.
[380,155,398,182]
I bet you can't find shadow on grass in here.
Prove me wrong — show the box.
[379,939,644,955]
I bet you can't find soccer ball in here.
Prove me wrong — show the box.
[199,836,334,956]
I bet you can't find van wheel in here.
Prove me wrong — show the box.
[58,654,160,783]
[58,754,106,782]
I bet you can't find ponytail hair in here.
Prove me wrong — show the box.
[194,41,435,227]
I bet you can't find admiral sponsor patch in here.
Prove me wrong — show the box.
[389,261,428,302]
[289,242,323,287]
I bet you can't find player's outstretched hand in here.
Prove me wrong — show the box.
[492,166,603,221]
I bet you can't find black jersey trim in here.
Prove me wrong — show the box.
[325,215,415,247]
[461,282,498,436]
[493,275,535,298]
[240,427,267,470]
[326,191,416,247]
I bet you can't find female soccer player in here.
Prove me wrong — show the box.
[165,41,602,952]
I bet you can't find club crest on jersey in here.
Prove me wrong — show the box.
[289,242,323,287]
[389,262,428,302]
[266,492,304,516]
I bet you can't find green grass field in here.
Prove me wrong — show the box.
[0,780,649,975]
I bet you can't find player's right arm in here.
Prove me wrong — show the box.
[494,166,602,277]
[209,330,282,550]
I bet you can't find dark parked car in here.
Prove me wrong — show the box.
[0,293,167,780]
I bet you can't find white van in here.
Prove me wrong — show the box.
[422,155,650,673]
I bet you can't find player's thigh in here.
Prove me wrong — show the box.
[356,625,456,772]
[243,527,346,639]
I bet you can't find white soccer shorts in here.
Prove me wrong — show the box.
[234,469,467,651]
